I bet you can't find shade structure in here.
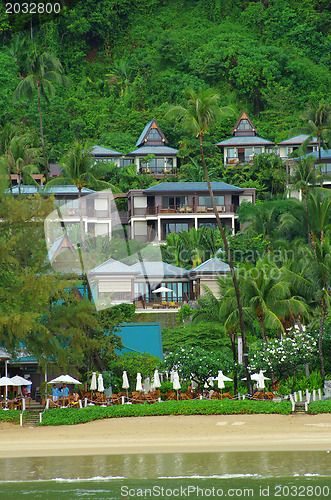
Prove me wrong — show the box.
[136,372,142,392]
[152,286,174,294]
[122,371,130,390]
[153,369,161,388]
[48,375,82,385]
[10,375,32,386]
[144,376,151,392]
[0,376,13,386]
[257,370,270,390]
[204,377,214,389]
[172,371,181,391]
[97,373,104,392]
[90,372,97,391]
[217,370,233,390]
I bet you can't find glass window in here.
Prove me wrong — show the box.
[238,119,251,130]
[228,148,235,158]
[166,158,173,169]
[162,196,187,208]
[199,196,224,207]
[147,129,162,140]
[162,222,189,237]
[254,147,262,155]
[120,158,134,167]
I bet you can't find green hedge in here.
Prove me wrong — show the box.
[40,399,293,426]
[0,409,21,423]
[308,400,331,414]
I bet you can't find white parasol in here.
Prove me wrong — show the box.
[10,375,32,386]
[172,371,181,391]
[136,372,142,392]
[153,370,161,389]
[90,372,97,391]
[48,375,82,385]
[97,373,104,392]
[257,370,270,390]
[144,376,151,393]
[217,370,233,390]
[152,286,174,294]
[122,371,130,390]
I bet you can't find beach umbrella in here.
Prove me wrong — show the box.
[257,370,270,390]
[152,286,174,294]
[97,373,104,392]
[136,372,142,392]
[10,375,32,386]
[217,371,233,389]
[0,376,13,405]
[122,371,130,389]
[153,370,161,389]
[204,377,214,389]
[48,375,82,385]
[144,376,151,393]
[172,371,181,401]
[90,372,97,391]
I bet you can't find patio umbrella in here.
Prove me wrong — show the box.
[136,372,142,392]
[152,286,174,294]
[10,375,32,386]
[48,375,82,385]
[0,376,14,405]
[217,371,233,389]
[90,372,97,391]
[97,373,104,392]
[172,371,181,400]
[170,370,175,383]
[153,369,161,389]
[144,376,151,393]
[122,371,130,396]
[257,370,270,390]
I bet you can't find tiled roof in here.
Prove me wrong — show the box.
[188,257,231,275]
[6,185,95,195]
[91,145,123,156]
[144,182,243,193]
[127,145,178,156]
[89,258,137,275]
[136,120,153,147]
[130,261,187,278]
[216,136,274,147]
[277,134,318,145]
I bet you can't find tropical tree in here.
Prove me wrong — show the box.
[166,89,253,391]
[289,157,322,243]
[13,45,70,181]
[290,100,331,160]
[3,136,41,193]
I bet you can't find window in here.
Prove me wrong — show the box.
[166,158,173,169]
[254,147,262,155]
[228,148,235,159]
[162,222,189,237]
[199,221,219,230]
[199,196,224,208]
[147,129,162,141]
[162,196,187,208]
[120,158,134,167]
[238,119,251,130]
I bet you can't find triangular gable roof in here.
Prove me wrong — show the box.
[91,145,123,157]
[89,258,137,275]
[277,134,319,146]
[136,119,168,147]
[231,110,257,136]
[188,257,231,276]
[48,234,77,264]
[130,261,187,278]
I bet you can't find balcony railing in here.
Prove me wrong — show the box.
[145,205,236,216]
[226,156,254,165]
[139,167,176,176]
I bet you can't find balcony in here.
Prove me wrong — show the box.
[139,167,177,178]
[226,156,254,165]
[145,205,237,216]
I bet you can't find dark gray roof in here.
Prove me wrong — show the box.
[144,182,243,194]
[131,261,187,278]
[188,257,231,276]
[89,258,137,275]
[136,120,153,147]
[294,149,331,160]
[216,135,274,147]
[91,145,123,157]
[127,145,178,156]
[277,134,318,146]
[6,185,95,195]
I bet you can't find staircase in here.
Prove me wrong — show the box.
[23,398,45,427]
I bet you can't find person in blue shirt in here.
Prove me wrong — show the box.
[62,384,69,397]
[52,385,59,401]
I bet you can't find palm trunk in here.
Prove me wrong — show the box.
[303,190,310,245]
[229,332,238,394]
[199,135,252,393]
[258,316,268,344]
[37,83,49,182]
[78,188,87,254]
[319,299,326,384]
[318,134,321,161]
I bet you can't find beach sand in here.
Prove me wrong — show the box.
[1,414,331,458]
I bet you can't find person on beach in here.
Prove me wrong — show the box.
[52,385,59,401]
[62,383,69,397]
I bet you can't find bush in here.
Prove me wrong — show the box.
[308,400,331,415]
[0,409,21,424]
[40,399,293,426]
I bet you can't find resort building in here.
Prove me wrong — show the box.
[126,181,256,242]
[90,145,124,166]
[277,134,319,159]
[216,110,274,166]
[286,149,331,199]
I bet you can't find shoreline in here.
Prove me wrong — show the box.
[1,414,331,458]
[0,414,331,458]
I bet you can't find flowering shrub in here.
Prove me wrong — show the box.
[248,328,318,378]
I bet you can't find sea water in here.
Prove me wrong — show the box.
[0,451,330,499]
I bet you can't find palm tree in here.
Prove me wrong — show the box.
[13,45,70,181]
[290,100,331,160]
[289,157,321,244]
[166,89,253,391]
[47,140,119,252]
[4,136,41,193]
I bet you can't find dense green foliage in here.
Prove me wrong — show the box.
[0,409,21,423]
[40,399,293,425]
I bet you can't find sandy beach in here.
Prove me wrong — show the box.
[1,414,331,458]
